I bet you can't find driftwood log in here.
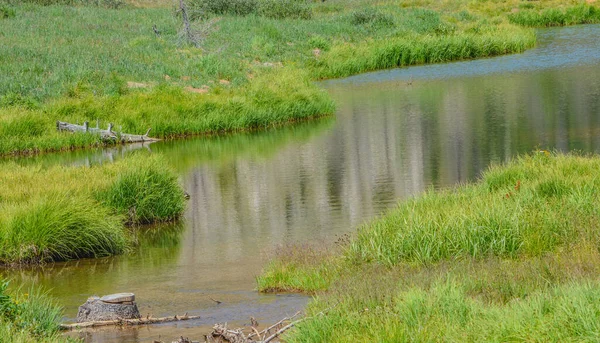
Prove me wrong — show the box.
[56,120,159,143]
[60,313,201,330]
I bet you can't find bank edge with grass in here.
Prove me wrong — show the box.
[257,153,600,342]
[0,153,185,265]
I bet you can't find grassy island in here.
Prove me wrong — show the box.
[258,152,600,342]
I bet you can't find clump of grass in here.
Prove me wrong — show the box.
[0,194,127,264]
[257,243,341,293]
[97,157,185,224]
[259,153,600,341]
[509,4,600,27]
[0,4,15,19]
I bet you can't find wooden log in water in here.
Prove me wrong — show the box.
[56,121,159,143]
[60,314,201,330]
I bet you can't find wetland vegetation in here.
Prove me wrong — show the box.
[1,0,600,341]
[258,153,600,342]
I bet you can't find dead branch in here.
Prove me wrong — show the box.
[60,314,200,330]
[56,121,159,143]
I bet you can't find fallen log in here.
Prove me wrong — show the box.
[56,120,159,143]
[60,313,201,330]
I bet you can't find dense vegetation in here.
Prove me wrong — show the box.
[0,0,597,155]
[0,153,185,265]
[258,153,600,341]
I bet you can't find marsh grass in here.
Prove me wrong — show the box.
[0,153,185,264]
[259,153,600,342]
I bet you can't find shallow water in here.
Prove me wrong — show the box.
[2,24,600,342]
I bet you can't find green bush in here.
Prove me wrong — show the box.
[0,5,15,19]
[0,195,127,264]
[349,8,394,27]
[257,0,312,20]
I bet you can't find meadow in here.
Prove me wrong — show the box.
[258,153,600,342]
[0,0,597,155]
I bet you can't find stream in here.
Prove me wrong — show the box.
[2,24,600,342]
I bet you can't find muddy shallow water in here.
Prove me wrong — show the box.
[2,24,600,342]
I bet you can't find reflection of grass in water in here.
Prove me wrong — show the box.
[131,222,185,265]
[153,115,335,172]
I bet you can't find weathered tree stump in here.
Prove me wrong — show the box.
[77,293,141,322]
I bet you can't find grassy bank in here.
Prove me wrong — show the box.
[258,153,600,342]
[0,280,67,343]
[0,153,185,264]
[0,0,597,155]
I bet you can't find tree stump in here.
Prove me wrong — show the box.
[77,293,141,322]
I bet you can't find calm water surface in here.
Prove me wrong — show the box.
[2,25,600,342]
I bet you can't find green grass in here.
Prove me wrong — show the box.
[0,280,68,343]
[258,153,600,342]
[0,0,596,155]
[0,153,185,264]
[509,3,600,27]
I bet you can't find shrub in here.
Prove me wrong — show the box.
[509,4,600,27]
[257,0,312,20]
[349,8,394,27]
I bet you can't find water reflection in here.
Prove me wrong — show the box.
[2,24,600,343]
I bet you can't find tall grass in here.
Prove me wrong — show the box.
[0,280,65,343]
[98,158,185,224]
[0,195,126,264]
[0,153,186,264]
[348,153,600,265]
[312,26,535,79]
[288,280,600,343]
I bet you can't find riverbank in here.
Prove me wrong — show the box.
[258,152,600,341]
[1,1,598,155]
[0,153,185,265]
